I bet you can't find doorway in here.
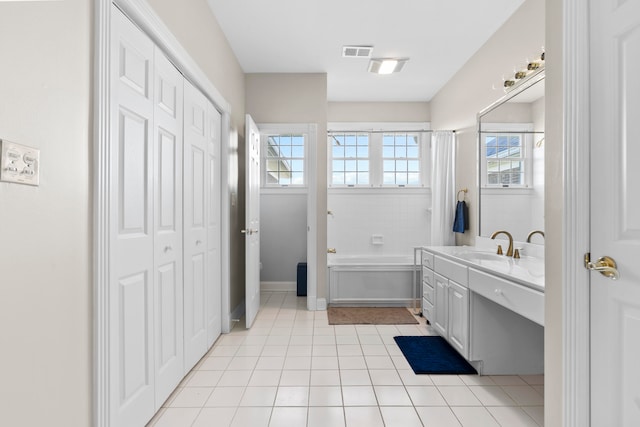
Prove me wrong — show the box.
[257,124,317,305]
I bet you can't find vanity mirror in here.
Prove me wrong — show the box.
[477,71,545,244]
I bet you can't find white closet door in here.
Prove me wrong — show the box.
[152,46,184,405]
[109,6,155,426]
[206,106,222,346]
[183,80,209,371]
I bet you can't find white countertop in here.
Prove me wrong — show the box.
[422,246,545,292]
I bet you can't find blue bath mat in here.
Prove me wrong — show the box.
[394,336,477,375]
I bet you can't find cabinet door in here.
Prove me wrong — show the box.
[448,281,469,358]
[433,273,449,337]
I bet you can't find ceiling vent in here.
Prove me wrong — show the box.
[342,45,373,58]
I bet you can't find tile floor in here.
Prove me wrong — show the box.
[147,291,544,427]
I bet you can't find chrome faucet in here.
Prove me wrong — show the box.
[490,230,514,257]
[526,230,545,243]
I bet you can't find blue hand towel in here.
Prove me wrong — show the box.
[453,200,468,233]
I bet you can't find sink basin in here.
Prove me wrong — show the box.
[513,256,545,277]
[456,252,509,262]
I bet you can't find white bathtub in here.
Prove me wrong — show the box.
[327,256,419,306]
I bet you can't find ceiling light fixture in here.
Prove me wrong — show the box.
[368,58,408,74]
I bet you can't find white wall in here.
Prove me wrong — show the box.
[260,192,307,282]
[0,1,91,425]
[328,190,431,257]
[328,102,430,122]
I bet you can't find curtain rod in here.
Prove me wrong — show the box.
[327,129,455,134]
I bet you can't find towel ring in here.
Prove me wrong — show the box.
[457,188,468,202]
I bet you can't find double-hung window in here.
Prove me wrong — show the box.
[264,134,306,186]
[328,124,429,188]
[330,133,369,186]
[480,123,533,188]
[382,133,421,186]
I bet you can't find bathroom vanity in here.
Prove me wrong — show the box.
[421,245,544,375]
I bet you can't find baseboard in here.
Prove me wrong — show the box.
[316,298,327,311]
[261,281,296,292]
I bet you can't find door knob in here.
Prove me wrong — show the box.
[241,229,251,235]
[585,253,619,280]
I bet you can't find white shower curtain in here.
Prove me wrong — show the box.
[431,131,456,246]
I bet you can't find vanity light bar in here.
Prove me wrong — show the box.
[503,51,545,92]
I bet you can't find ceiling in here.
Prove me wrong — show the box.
[206,0,525,102]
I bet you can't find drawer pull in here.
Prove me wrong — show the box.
[494,288,503,296]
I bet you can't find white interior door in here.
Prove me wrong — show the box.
[110,7,155,425]
[206,105,222,345]
[245,114,261,328]
[183,80,209,370]
[590,0,640,425]
[152,46,184,404]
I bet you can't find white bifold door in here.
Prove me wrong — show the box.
[183,81,222,370]
[109,5,221,427]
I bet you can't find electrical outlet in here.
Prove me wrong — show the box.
[0,140,40,186]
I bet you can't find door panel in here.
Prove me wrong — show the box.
[447,281,468,358]
[153,47,184,406]
[433,273,448,337]
[119,273,150,401]
[590,0,640,424]
[245,115,261,328]
[110,6,155,426]
[183,80,209,371]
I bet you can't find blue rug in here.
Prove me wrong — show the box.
[394,336,477,375]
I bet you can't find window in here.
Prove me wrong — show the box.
[480,124,533,188]
[328,125,429,188]
[264,134,305,186]
[330,133,369,186]
[483,133,524,186]
[382,133,421,186]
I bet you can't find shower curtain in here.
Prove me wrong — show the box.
[431,131,456,246]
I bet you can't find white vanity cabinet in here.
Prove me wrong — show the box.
[421,246,544,375]
[423,250,470,359]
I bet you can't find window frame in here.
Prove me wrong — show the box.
[479,122,534,189]
[327,122,431,189]
[260,125,311,189]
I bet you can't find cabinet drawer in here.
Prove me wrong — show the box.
[422,267,434,288]
[423,282,434,304]
[421,250,434,270]
[422,298,433,322]
[434,255,468,286]
[469,268,544,326]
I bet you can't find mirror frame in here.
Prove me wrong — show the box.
[477,69,545,240]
